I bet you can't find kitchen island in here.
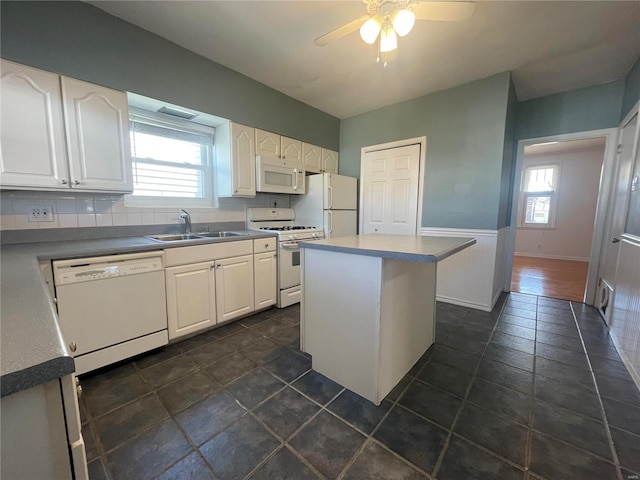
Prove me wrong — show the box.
[299,234,475,405]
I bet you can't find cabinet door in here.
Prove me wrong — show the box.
[231,122,256,196]
[254,251,277,309]
[322,148,339,174]
[61,77,133,192]
[0,60,69,189]
[215,254,254,323]
[302,143,322,173]
[255,129,280,157]
[166,262,216,340]
[281,136,302,167]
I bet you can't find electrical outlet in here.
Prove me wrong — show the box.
[269,198,278,208]
[29,205,54,222]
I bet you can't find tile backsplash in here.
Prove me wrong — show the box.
[0,190,290,231]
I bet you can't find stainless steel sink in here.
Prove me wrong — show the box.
[196,231,247,238]
[145,232,248,242]
[146,233,205,242]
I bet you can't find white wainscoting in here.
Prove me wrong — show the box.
[421,227,508,312]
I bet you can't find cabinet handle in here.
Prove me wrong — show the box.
[60,179,68,185]
[69,341,77,353]
[612,237,620,243]
[210,263,215,270]
[72,180,81,185]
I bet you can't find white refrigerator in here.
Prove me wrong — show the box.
[292,173,358,238]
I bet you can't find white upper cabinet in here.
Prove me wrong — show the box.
[0,60,69,189]
[0,60,132,193]
[255,128,303,168]
[255,128,280,157]
[281,136,302,167]
[216,122,256,197]
[322,148,339,174]
[61,77,132,192]
[302,143,322,173]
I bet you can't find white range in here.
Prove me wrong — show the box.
[247,208,325,308]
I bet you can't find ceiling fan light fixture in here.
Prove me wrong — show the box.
[392,9,415,37]
[379,25,397,53]
[360,16,382,44]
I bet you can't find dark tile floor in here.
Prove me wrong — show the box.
[80,293,640,480]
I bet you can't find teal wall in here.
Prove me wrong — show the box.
[515,81,625,141]
[0,1,340,149]
[340,73,511,230]
[622,56,640,120]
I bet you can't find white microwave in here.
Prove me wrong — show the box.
[256,156,305,195]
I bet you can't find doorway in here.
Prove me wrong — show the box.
[359,137,426,235]
[510,138,606,301]
[505,129,619,305]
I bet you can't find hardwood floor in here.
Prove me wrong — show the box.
[511,256,589,302]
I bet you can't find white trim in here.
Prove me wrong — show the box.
[359,136,427,235]
[420,227,499,237]
[514,253,590,262]
[505,127,619,305]
[421,227,506,312]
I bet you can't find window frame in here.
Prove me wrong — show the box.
[125,108,217,209]
[517,162,561,229]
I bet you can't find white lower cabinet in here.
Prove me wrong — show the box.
[165,261,217,340]
[254,251,277,309]
[215,254,255,323]
[1,375,87,480]
[163,239,275,340]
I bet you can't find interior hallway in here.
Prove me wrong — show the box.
[511,256,589,302]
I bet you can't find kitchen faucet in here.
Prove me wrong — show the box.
[179,209,191,234]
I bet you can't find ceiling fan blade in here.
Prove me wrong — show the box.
[314,15,370,46]
[412,1,477,22]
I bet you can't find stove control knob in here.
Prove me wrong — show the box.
[289,234,295,240]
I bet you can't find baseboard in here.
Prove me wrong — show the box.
[436,294,492,312]
[514,253,589,262]
[491,288,504,310]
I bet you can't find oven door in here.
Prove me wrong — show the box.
[278,241,302,289]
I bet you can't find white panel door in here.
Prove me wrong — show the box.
[324,210,357,238]
[0,60,69,189]
[166,262,216,340]
[231,122,256,196]
[600,114,637,290]
[216,254,255,323]
[325,173,357,210]
[361,144,421,234]
[254,251,277,309]
[61,77,132,192]
[255,129,280,157]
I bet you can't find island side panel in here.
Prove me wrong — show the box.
[378,259,436,403]
[302,248,382,402]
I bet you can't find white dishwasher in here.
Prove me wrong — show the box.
[53,251,168,375]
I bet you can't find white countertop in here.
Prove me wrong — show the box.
[299,234,476,262]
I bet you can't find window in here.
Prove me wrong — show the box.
[126,108,215,207]
[519,163,560,227]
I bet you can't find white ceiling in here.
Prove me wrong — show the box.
[89,1,640,119]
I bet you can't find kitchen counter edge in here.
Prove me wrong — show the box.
[299,234,476,262]
[0,230,277,397]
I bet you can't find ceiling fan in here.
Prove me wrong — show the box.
[315,0,477,66]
